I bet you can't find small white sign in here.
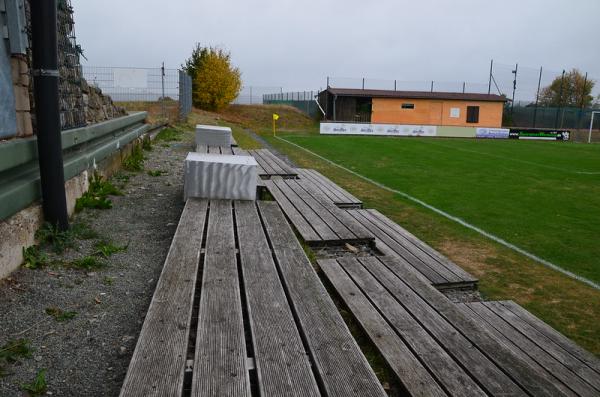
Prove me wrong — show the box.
[450,108,460,118]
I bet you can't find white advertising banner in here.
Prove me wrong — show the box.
[320,122,437,137]
[476,128,510,139]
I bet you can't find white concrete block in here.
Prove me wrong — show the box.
[195,125,232,147]
[184,153,258,201]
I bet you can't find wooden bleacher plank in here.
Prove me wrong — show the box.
[248,149,297,178]
[374,255,569,396]
[356,256,524,396]
[120,199,208,397]
[265,178,374,245]
[192,200,250,397]
[485,301,600,392]
[296,168,362,208]
[234,201,320,396]
[499,301,600,375]
[347,210,476,288]
[367,209,475,283]
[285,179,356,240]
[270,178,338,241]
[262,179,321,242]
[257,201,386,397]
[458,302,596,396]
[320,258,480,397]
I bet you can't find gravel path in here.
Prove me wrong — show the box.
[0,133,194,396]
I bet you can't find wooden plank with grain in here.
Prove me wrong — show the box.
[192,200,250,397]
[262,179,320,242]
[485,301,600,392]
[120,199,208,397]
[320,258,479,397]
[499,301,600,376]
[376,255,569,396]
[234,200,320,397]
[458,302,592,396]
[258,201,386,397]
[357,256,523,396]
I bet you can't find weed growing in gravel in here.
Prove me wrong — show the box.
[22,246,49,269]
[142,138,153,151]
[155,127,183,142]
[0,339,33,377]
[75,173,122,212]
[21,369,47,396]
[122,145,145,172]
[35,223,75,254]
[147,169,166,177]
[70,256,105,270]
[94,240,128,258]
[102,276,114,286]
[45,307,78,322]
[70,222,99,240]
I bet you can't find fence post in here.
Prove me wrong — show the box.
[462,82,466,93]
[161,62,166,119]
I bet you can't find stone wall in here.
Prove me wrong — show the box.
[7,0,124,139]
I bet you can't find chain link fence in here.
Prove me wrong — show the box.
[264,91,320,117]
[233,85,282,105]
[81,66,193,120]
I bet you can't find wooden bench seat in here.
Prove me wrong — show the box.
[295,168,362,209]
[319,255,577,396]
[346,209,477,289]
[264,177,374,246]
[458,301,600,396]
[247,149,297,178]
[195,144,235,155]
[121,199,384,396]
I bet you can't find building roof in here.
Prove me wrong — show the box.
[324,88,508,102]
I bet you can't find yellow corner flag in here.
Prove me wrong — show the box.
[272,114,279,136]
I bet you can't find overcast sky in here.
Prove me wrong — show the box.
[72,0,600,97]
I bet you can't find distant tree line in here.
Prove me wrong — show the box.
[182,44,242,111]
[538,69,597,108]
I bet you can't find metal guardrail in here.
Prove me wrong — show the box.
[0,112,149,220]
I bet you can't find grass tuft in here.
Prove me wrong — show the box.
[35,223,75,254]
[21,369,47,396]
[75,173,122,212]
[155,127,184,142]
[147,169,166,177]
[45,307,77,322]
[22,246,49,270]
[0,339,33,377]
[94,240,128,258]
[70,256,105,270]
[122,145,145,172]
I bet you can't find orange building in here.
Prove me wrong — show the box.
[319,88,507,128]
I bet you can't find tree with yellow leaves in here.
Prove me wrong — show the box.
[186,46,241,111]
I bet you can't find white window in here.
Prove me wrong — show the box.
[450,108,460,118]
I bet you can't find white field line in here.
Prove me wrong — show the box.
[276,136,600,290]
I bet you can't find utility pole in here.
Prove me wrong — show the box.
[31,0,69,230]
[533,66,542,128]
[488,59,494,95]
[555,69,565,129]
[511,63,518,115]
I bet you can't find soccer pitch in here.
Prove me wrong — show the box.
[281,135,600,285]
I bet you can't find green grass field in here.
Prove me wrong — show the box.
[281,135,600,285]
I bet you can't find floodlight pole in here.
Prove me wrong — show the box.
[589,111,600,144]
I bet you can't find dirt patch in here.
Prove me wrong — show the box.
[0,131,194,396]
[436,239,500,279]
